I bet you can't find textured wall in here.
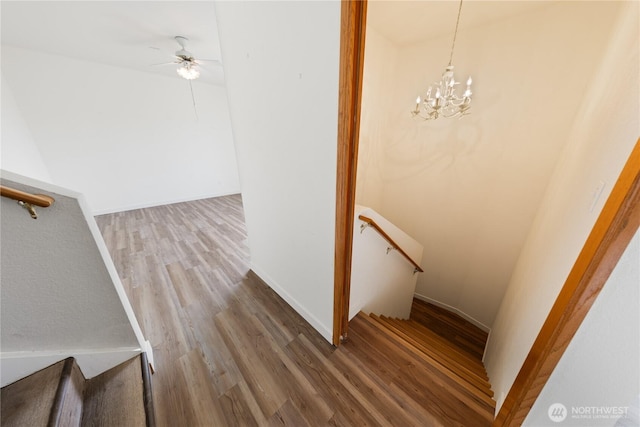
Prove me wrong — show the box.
[1,177,139,352]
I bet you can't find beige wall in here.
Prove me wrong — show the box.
[360,2,638,409]
[359,2,624,329]
[485,2,639,411]
[356,27,398,213]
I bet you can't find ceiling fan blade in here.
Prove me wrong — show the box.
[149,61,178,67]
[149,45,181,61]
[175,36,189,49]
[197,59,222,65]
[148,46,172,56]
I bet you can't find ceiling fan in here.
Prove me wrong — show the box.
[152,35,221,80]
[151,36,222,119]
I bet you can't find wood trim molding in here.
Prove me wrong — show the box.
[333,0,367,346]
[494,137,640,426]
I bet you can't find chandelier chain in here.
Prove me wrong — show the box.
[448,0,464,66]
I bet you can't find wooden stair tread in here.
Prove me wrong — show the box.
[385,315,487,372]
[410,299,488,359]
[372,315,492,394]
[388,317,489,379]
[81,356,146,427]
[348,316,494,419]
[368,315,493,400]
[406,318,487,370]
[360,314,495,408]
[354,313,495,408]
[0,360,65,427]
[349,313,495,419]
[1,354,153,427]
[345,325,493,424]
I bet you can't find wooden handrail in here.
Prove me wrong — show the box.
[358,214,424,273]
[1,185,55,207]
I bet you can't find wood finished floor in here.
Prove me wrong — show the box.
[96,196,493,426]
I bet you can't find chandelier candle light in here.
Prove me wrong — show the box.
[412,0,472,120]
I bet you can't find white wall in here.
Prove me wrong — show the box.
[522,229,639,426]
[359,2,623,329]
[1,72,51,182]
[349,205,423,320]
[1,46,240,214]
[215,1,340,342]
[1,171,146,386]
[485,2,639,412]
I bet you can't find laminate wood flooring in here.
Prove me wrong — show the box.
[96,196,494,426]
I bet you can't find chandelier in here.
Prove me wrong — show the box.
[412,0,472,120]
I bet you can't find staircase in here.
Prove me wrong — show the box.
[346,301,495,425]
[1,354,155,427]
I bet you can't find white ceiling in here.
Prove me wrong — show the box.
[367,0,554,46]
[0,1,553,86]
[1,1,225,85]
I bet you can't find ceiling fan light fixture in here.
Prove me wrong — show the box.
[177,63,200,80]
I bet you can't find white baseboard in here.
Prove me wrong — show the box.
[413,293,491,333]
[483,329,492,364]
[0,347,142,387]
[91,190,242,216]
[249,265,333,344]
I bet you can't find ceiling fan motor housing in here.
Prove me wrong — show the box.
[174,36,195,61]
[175,49,194,61]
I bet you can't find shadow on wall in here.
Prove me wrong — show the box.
[385,116,485,180]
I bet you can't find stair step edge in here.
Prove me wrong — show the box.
[346,324,496,415]
[393,318,489,378]
[371,315,492,390]
[358,313,495,404]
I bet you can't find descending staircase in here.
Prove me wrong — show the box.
[346,305,495,425]
[1,354,155,427]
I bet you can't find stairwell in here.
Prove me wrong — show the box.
[0,354,154,427]
[347,298,495,425]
